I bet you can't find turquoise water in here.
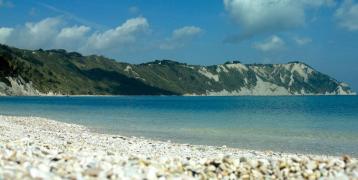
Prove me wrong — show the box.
[0,96,357,156]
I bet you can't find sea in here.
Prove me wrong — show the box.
[0,96,357,156]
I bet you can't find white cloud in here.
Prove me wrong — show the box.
[85,17,149,51]
[0,27,13,43]
[4,17,91,50]
[254,35,285,52]
[335,0,358,31]
[172,26,202,40]
[294,36,312,45]
[57,26,90,39]
[15,17,62,49]
[160,26,202,50]
[223,0,333,42]
[55,25,91,50]
[1,16,150,56]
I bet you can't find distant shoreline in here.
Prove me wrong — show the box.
[0,93,356,97]
[0,115,357,179]
[1,45,356,97]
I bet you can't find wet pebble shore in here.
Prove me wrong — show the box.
[0,115,357,179]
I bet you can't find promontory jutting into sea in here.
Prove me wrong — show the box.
[1,44,358,179]
[1,0,358,178]
[0,45,355,96]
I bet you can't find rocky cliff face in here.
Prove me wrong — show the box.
[0,44,355,96]
[0,76,41,96]
[119,60,355,96]
[0,76,61,96]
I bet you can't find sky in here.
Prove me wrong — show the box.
[0,0,358,90]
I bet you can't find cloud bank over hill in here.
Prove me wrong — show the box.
[0,17,148,54]
[0,16,202,56]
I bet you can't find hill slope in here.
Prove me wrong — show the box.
[0,44,355,96]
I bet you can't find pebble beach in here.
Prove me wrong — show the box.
[0,115,357,179]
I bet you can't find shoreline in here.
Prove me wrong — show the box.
[1,115,357,179]
[0,93,357,97]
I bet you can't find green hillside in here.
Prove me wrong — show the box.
[0,44,354,96]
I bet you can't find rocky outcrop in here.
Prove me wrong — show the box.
[0,77,42,96]
[123,61,355,96]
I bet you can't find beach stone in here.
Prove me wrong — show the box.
[248,159,258,168]
[84,167,102,177]
[1,115,358,180]
[30,167,50,179]
[306,161,318,170]
[207,165,216,172]
[146,167,158,179]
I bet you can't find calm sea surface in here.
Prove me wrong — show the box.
[0,96,357,156]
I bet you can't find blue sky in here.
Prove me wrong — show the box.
[0,0,358,90]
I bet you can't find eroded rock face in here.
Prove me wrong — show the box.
[0,76,64,96]
[190,62,356,96]
[0,77,42,96]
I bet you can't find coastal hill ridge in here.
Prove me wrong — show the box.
[0,44,355,96]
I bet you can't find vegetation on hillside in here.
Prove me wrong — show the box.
[0,44,354,95]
